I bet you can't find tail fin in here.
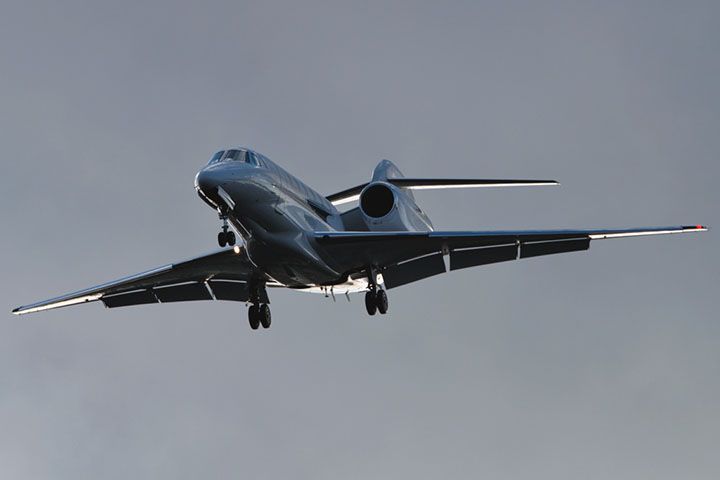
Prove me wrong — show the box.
[371,159,405,182]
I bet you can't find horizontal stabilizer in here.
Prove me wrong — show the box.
[327,178,559,205]
[390,178,559,189]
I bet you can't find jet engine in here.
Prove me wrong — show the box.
[358,182,400,230]
[358,182,411,231]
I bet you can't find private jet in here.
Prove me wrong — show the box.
[13,147,707,329]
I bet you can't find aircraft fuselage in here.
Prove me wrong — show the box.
[195,149,353,287]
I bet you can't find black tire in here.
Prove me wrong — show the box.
[259,304,271,328]
[226,230,236,246]
[248,305,260,330]
[218,231,227,247]
[376,289,388,314]
[365,290,377,315]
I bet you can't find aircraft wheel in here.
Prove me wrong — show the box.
[259,304,271,328]
[226,230,236,246]
[376,289,388,314]
[248,304,260,330]
[365,291,377,315]
[218,231,227,247]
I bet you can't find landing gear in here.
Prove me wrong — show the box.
[248,304,260,330]
[364,266,389,316]
[365,290,377,315]
[217,230,236,247]
[247,279,271,330]
[259,304,271,328]
[376,289,388,314]
[217,211,236,247]
[247,303,271,330]
[364,288,389,315]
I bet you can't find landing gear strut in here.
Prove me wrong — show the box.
[364,267,389,315]
[247,279,271,330]
[217,211,236,247]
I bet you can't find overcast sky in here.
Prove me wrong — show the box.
[1,1,718,479]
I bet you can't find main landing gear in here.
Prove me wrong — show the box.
[365,288,389,315]
[248,303,271,330]
[217,212,236,247]
[247,280,271,330]
[364,267,389,315]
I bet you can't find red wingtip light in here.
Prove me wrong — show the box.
[696,224,704,229]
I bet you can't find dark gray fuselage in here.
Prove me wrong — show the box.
[194,149,432,287]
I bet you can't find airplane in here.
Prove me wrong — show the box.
[12,146,707,329]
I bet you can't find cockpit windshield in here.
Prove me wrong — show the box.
[207,148,260,165]
[222,149,246,162]
[208,151,224,164]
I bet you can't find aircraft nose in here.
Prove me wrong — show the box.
[194,168,222,194]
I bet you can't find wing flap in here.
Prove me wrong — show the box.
[382,253,446,289]
[207,280,270,303]
[208,280,250,302]
[449,244,518,270]
[102,289,159,308]
[154,282,213,303]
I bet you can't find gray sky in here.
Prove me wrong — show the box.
[1,1,718,478]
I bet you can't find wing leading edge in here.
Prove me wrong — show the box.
[315,225,707,288]
[12,246,264,315]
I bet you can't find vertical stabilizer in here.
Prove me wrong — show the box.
[371,159,405,182]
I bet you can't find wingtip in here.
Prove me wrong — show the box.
[11,307,22,315]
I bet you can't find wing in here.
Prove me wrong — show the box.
[12,246,269,315]
[327,178,559,206]
[315,225,707,288]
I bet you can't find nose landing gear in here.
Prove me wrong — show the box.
[217,212,236,247]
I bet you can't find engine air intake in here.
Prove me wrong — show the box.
[360,183,395,218]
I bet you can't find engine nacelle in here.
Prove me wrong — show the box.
[358,181,426,231]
